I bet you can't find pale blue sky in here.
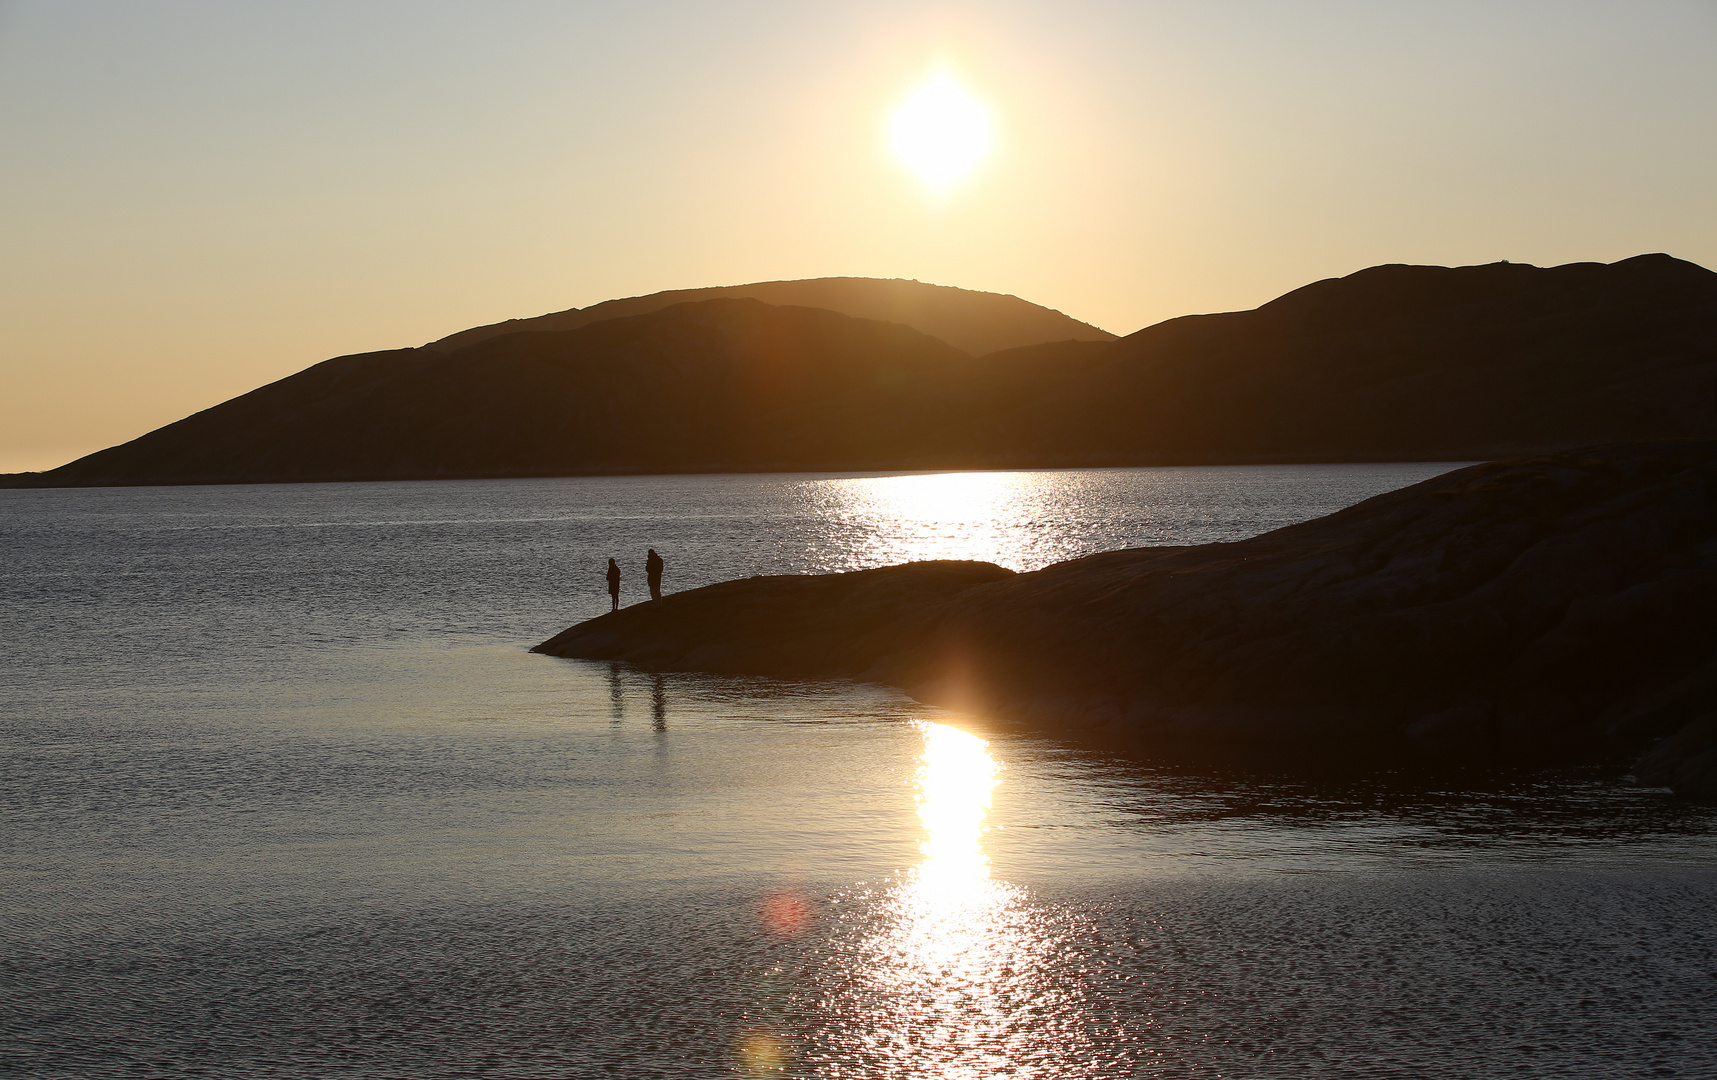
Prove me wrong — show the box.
[3,0,1714,470]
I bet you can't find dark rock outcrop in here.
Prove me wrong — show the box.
[535,560,1014,680]
[535,443,1717,801]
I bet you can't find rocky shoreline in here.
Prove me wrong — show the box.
[535,442,1717,802]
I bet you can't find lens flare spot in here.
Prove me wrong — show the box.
[736,1027,789,1074]
[761,887,814,937]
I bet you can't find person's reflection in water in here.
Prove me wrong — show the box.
[651,673,667,731]
[606,662,625,722]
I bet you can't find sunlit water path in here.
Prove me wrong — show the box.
[4,465,1716,1078]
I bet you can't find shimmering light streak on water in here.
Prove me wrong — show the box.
[829,472,1042,567]
[912,721,1001,894]
[790,464,1475,574]
[801,723,1108,1078]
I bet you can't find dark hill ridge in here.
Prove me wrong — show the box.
[9,254,1715,487]
[1040,252,1717,463]
[423,276,1117,357]
[536,441,1717,803]
[29,300,990,485]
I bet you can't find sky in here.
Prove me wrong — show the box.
[2,0,1714,473]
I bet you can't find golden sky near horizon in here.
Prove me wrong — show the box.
[2,0,1715,473]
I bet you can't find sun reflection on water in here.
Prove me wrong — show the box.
[805,720,1099,1078]
[910,721,1001,900]
[819,471,1060,569]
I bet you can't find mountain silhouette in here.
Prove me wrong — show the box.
[30,301,991,484]
[424,276,1115,358]
[1034,253,1717,463]
[9,255,1716,487]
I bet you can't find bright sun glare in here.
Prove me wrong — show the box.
[888,70,994,193]
[912,720,1001,899]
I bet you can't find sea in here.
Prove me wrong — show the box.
[3,464,1715,1079]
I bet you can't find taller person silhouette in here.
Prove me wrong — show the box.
[646,548,664,602]
[606,558,621,611]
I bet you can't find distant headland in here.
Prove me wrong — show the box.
[535,441,1717,804]
[5,256,1715,488]
[419,275,1118,358]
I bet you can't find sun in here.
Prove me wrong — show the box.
[887,70,994,193]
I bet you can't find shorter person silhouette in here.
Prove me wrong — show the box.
[646,548,664,602]
[606,557,621,611]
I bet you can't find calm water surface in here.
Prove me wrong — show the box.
[3,465,1715,1078]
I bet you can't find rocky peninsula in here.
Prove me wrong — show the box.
[536,442,1717,802]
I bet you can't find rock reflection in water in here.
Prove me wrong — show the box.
[808,721,1101,1078]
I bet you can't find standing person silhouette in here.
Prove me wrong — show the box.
[606,558,621,612]
[646,548,664,602]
